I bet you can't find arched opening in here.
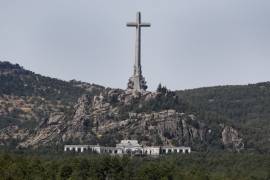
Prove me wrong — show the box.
[145,150,148,155]
[126,149,132,155]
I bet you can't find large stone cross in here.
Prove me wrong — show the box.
[127,12,150,92]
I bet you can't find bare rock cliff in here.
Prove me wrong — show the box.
[222,125,244,151]
[17,89,244,151]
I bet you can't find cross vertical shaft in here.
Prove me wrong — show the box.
[127,12,151,92]
[136,12,141,76]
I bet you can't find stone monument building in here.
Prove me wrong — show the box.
[64,140,191,156]
[126,12,150,93]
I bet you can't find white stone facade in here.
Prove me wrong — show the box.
[64,140,191,156]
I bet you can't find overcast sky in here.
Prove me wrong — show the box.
[0,0,270,90]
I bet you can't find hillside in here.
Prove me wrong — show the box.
[0,61,104,146]
[177,83,270,152]
[0,61,269,153]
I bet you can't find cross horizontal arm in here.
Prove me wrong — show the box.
[127,22,137,27]
[140,23,151,27]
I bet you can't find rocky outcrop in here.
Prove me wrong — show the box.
[95,110,208,147]
[18,94,97,148]
[0,61,251,151]
[0,125,29,145]
[62,95,96,143]
[19,112,66,148]
[5,88,244,151]
[222,126,244,151]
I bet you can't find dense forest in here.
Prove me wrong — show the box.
[0,151,269,180]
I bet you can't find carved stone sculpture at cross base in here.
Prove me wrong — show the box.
[126,12,150,93]
[127,75,147,91]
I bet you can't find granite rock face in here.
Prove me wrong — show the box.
[15,89,244,151]
[63,94,96,143]
[18,96,96,148]
[0,125,29,145]
[222,126,244,151]
[0,62,245,151]
[19,112,66,148]
[96,110,208,147]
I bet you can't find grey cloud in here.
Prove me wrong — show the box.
[0,0,269,90]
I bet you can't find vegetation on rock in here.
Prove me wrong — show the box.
[0,61,269,153]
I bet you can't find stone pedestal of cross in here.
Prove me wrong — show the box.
[127,12,151,92]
